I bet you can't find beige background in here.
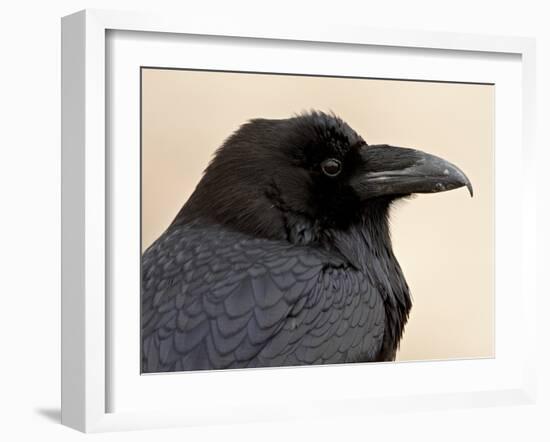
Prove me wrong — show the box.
[141,68,494,362]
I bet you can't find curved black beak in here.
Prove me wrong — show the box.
[352,145,473,200]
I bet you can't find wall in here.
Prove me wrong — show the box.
[0,1,548,441]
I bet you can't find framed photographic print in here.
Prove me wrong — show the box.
[61,9,537,432]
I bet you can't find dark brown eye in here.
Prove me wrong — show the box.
[321,158,342,177]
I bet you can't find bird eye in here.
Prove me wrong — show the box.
[321,158,342,177]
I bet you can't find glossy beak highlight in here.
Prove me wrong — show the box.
[353,145,473,199]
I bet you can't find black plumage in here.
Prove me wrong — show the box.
[142,111,472,372]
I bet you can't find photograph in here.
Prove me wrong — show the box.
[140,68,494,373]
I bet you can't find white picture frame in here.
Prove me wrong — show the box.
[61,9,537,433]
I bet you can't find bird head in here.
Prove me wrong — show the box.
[177,111,472,243]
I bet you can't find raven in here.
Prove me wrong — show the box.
[142,111,473,372]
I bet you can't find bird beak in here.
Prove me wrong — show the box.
[353,144,473,200]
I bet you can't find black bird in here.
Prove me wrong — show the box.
[142,111,473,373]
